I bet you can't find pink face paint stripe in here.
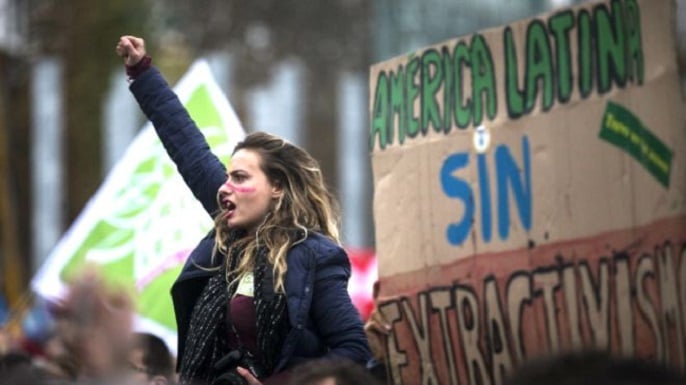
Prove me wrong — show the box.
[225,181,256,193]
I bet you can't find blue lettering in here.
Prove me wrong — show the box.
[477,153,492,242]
[441,153,473,245]
[495,136,532,239]
[441,135,532,246]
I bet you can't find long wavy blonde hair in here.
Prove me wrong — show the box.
[213,132,341,293]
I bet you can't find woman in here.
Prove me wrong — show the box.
[116,36,371,385]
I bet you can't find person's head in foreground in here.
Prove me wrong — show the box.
[504,350,686,385]
[129,332,175,385]
[287,358,381,385]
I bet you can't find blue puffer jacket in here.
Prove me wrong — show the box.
[129,67,372,373]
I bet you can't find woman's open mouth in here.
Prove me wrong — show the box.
[222,198,236,218]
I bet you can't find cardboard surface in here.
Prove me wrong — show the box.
[369,0,686,383]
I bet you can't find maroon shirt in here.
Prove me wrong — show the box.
[228,294,258,353]
[228,295,291,384]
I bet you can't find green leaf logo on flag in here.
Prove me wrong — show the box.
[31,60,245,352]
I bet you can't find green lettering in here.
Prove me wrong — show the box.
[548,11,574,103]
[422,49,443,134]
[470,34,496,125]
[624,0,644,84]
[390,70,406,143]
[442,47,454,133]
[524,20,554,112]
[406,57,421,137]
[578,10,593,98]
[595,0,627,93]
[453,42,472,128]
[370,71,390,150]
[504,27,524,119]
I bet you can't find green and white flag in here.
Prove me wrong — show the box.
[31,60,245,353]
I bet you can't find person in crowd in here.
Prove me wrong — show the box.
[286,358,382,385]
[0,328,12,356]
[0,350,32,375]
[116,35,371,385]
[50,268,183,385]
[34,331,79,382]
[52,267,137,385]
[363,281,390,384]
[0,351,48,385]
[129,332,176,385]
[504,350,686,385]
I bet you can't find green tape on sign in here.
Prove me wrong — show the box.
[599,101,672,188]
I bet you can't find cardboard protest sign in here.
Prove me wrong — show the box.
[369,0,686,384]
[31,60,246,352]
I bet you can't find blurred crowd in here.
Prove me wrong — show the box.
[1,271,685,385]
[0,269,175,385]
[0,268,386,385]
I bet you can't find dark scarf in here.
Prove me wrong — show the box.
[178,232,289,385]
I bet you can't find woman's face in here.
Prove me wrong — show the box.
[218,149,281,233]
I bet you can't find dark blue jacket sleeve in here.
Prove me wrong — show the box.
[310,247,372,364]
[129,67,227,216]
